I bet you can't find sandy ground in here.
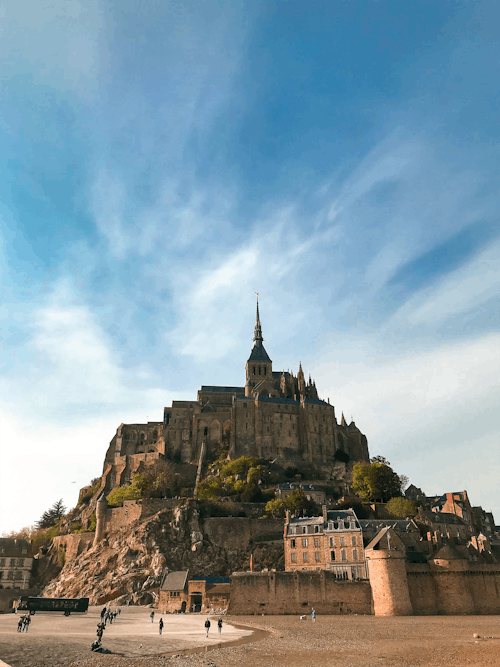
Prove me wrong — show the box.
[1,608,500,667]
[0,607,252,667]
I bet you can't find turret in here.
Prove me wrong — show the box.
[92,493,109,547]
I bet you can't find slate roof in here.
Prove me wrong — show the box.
[161,570,189,591]
[247,343,272,362]
[200,386,245,393]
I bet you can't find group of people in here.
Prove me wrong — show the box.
[17,615,31,633]
[91,605,121,652]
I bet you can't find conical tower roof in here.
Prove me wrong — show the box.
[248,295,272,362]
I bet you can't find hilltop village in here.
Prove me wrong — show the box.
[1,302,499,617]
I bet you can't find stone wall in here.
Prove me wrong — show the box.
[406,562,500,615]
[0,588,41,613]
[53,533,95,563]
[203,518,284,550]
[228,571,372,615]
[104,499,180,534]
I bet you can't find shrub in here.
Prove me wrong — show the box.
[386,497,417,519]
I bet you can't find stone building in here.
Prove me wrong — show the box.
[159,570,230,614]
[276,482,326,505]
[284,507,367,579]
[0,539,33,590]
[101,299,369,492]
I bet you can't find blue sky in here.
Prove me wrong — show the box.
[1,0,499,533]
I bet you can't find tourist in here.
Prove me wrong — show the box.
[17,617,23,633]
[205,618,211,637]
[217,617,223,634]
[159,618,164,636]
[101,606,107,620]
[150,611,155,623]
[311,608,316,622]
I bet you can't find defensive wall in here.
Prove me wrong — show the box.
[406,563,500,615]
[203,517,284,549]
[228,571,373,615]
[53,533,95,563]
[0,588,41,613]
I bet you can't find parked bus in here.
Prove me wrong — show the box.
[17,596,89,614]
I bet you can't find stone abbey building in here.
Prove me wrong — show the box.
[103,300,369,488]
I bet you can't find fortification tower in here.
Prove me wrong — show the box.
[364,527,413,616]
[92,493,108,547]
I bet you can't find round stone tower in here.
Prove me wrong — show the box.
[92,493,108,547]
[365,527,413,616]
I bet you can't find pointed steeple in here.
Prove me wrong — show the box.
[254,294,263,343]
[341,412,346,426]
[247,294,272,363]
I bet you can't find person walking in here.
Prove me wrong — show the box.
[17,617,23,632]
[101,607,107,620]
[159,618,164,636]
[204,618,211,637]
[150,611,155,623]
[311,608,316,622]
[217,617,223,634]
[24,616,31,632]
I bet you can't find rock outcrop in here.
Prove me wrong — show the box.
[43,502,284,605]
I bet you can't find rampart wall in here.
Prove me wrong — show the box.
[0,588,41,613]
[53,533,95,563]
[229,571,373,615]
[406,563,500,615]
[203,518,284,549]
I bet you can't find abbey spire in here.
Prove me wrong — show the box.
[254,294,263,343]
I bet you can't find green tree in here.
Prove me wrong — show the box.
[106,477,144,506]
[352,462,402,503]
[36,499,66,529]
[386,497,417,519]
[264,498,287,518]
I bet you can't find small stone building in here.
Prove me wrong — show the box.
[158,571,231,613]
[276,482,326,505]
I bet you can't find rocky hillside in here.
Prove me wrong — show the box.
[42,502,284,606]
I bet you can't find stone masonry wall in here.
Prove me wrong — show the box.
[203,518,284,550]
[406,563,500,615]
[229,571,372,615]
[53,533,95,563]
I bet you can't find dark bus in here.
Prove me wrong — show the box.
[17,596,89,614]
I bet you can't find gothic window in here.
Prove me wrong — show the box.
[140,433,145,444]
[253,367,256,375]
[258,366,261,375]
[264,367,267,375]
[204,427,208,436]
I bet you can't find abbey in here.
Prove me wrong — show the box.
[103,300,369,488]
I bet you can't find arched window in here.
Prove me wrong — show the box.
[204,427,208,436]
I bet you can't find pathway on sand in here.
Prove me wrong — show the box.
[0,606,253,667]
